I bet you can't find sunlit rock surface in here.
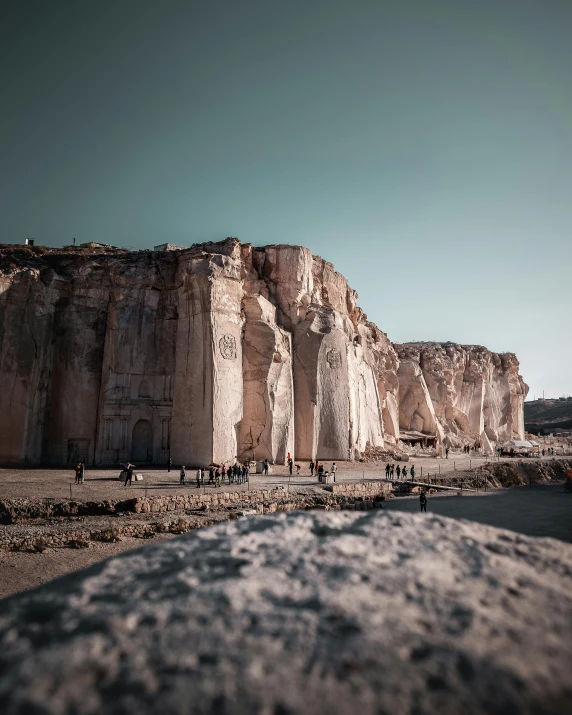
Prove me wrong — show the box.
[395,342,528,449]
[0,241,526,465]
[0,511,570,714]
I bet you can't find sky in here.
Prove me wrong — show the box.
[1,0,571,400]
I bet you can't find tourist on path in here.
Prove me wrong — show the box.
[196,467,202,489]
[410,464,415,480]
[331,462,337,482]
[420,491,427,512]
[310,461,315,477]
[402,466,407,480]
[288,459,293,476]
[75,463,82,484]
[179,466,186,485]
[396,465,401,480]
[263,459,269,476]
[385,463,390,479]
[124,463,134,487]
[390,464,395,479]
[167,457,172,473]
[445,447,449,459]
[296,464,301,475]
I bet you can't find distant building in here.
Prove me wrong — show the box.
[154,243,185,252]
[25,238,35,246]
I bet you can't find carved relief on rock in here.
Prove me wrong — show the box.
[326,348,341,369]
[219,334,237,360]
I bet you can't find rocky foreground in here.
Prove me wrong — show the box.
[0,511,571,714]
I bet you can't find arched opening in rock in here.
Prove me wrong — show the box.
[132,419,153,462]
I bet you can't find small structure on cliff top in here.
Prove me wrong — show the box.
[0,239,528,466]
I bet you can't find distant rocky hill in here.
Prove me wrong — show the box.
[525,398,572,433]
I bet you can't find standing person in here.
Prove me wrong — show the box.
[196,468,202,489]
[419,491,428,512]
[221,464,227,482]
[310,460,315,477]
[445,447,449,459]
[79,462,85,484]
[402,465,408,480]
[75,463,82,484]
[215,468,221,488]
[244,463,250,483]
[396,465,401,480]
[209,467,214,484]
[288,459,293,476]
[410,464,415,480]
[331,462,337,482]
[179,465,186,485]
[167,457,172,473]
[385,463,390,479]
[296,464,301,475]
[124,463,134,487]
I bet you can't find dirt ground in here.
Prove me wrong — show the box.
[0,453,560,501]
[384,483,572,542]
[0,534,176,600]
[1,455,570,601]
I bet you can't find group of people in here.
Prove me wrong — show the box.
[385,462,415,481]
[178,462,251,488]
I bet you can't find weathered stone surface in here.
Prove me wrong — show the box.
[0,242,526,465]
[396,343,528,448]
[0,511,571,714]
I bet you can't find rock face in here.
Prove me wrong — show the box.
[0,241,526,465]
[395,343,528,450]
[0,510,571,714]
[0,241,399,465]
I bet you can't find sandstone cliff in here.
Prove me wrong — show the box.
[0,241,526,465]
[395,342,528,449]
[0,240,399,465]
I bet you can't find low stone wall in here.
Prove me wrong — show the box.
[325,481,392,497]
[128,487,288,514]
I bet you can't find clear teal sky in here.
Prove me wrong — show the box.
[1,0,570,399]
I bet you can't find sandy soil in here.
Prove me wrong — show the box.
[1,456,570,601]
[384,483,572,542]
[0,453,564,501]
[0,534,176,600]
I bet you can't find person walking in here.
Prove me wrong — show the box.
[385,463,390,480]
[410,464,415,481]
[396,465,401,480]
[331,462,337,482]
[390,464,395,479]
[310,460,315,477]
[288,459,293,476]
[402,465,407,480]
[179,465,186,485]
[419,491,428,512]
[167,457,172,473]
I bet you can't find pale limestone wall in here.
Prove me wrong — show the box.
[0,242,527,466]
[395,343,528,447]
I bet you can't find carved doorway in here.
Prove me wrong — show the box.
[132,419,153,462]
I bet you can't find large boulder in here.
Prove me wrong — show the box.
[0,511,571,714]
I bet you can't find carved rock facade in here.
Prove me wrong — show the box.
[0,240,526,465]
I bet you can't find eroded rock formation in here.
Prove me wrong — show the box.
[0,240,526,465]
[395,342,528,449]
[0,511,571,714]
